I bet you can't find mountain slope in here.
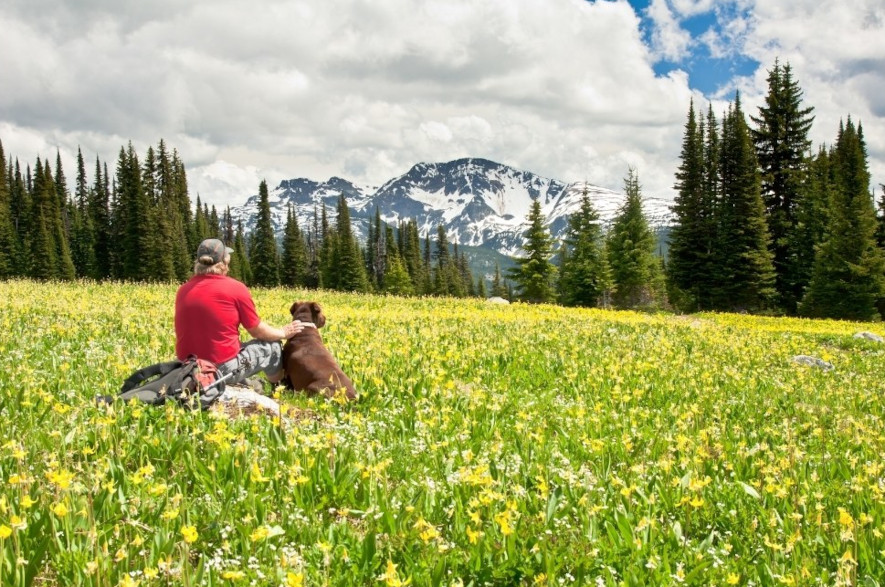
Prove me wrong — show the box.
[230,158,673,257]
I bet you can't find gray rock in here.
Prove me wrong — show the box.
[791,355,834,371]
[486,296,510,305]
[215,387,281,418]
[854,331,884,343]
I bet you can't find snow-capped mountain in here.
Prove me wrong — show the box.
[230,158,673,257]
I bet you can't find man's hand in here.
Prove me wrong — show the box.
[281,320,306,339]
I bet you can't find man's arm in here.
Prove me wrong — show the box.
[246,320,305,341]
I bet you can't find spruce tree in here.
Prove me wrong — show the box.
[142,146,175,281]
[333,193,368,292]
[157,141,191,281]
[793,147,831,301]
[113,143,151,280]
[28,159,59,279]
[230,221,253,284]
[750,60,815,312]
[558,188,610,307]
[800,119,885,319]
[667,100,713,310]
[249,180,280,287]
[0,140,16,278]
[508,199,556,303]
[714,94,776,311]
[70,147,97,278]
[383,253,414,296]
[607,168,664,309]
[281,204,308,287]
[9,161,30,275]
[490,262,508,298]
[89,158,112,279]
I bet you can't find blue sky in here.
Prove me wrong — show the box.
[627,0,759,95]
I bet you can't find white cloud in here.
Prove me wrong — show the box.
[0,0,883,210]
[645,0,693,62]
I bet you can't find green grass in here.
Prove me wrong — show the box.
[1,279,884,586]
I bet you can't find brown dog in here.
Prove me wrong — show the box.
[282,301,357,400]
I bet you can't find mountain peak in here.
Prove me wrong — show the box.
[230,158,673,257]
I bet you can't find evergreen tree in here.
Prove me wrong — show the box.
[558,188,610,307]
[89,158,112,279]
[281,204,308,287]
[607,168,664,309]
[9,160,29,275]
[50,154,76,280]
[490,262,508,298]
[230,221,253,284]
[319,205,337,289]
[28,159,59,279]
[750,60,816,312]
[332,193,368,292]
[793,147,832,301]
[667,100,714,310]
[800,119,885,319]
[113,143,151,280]
[508,199,556,303]
[70,147,97,278]
[876,184,885,248]
[158,141,191,280]
[142,146,175,281]
[476,275,487,298]
[304,205,321,288]
[383,253,414,296]
[0,140,16,277]
[249,180,280,287]
[713,94,776,311]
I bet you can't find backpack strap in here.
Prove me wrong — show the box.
[119,360,185,393]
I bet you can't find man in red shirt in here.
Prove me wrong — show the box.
[175,238,304,385]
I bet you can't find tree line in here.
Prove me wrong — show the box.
[1,59,883,319]
[506,60,885,321]
[0,139,482,298]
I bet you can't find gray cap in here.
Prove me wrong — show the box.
[196,238,234,265]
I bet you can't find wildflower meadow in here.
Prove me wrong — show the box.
[1,280,884,586]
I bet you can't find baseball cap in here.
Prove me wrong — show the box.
[196,238,234,265]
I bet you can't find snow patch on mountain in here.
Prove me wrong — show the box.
[229,158,674,258]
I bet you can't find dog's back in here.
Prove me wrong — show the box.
[282,302,357,400]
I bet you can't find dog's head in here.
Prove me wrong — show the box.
[289,301,326,328]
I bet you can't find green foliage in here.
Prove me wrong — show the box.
[331,194,369,292]
[668,100,715,311]
[281,205,308,287]
[509,200,557,303]
[0,140,16,278]
[800,119,885,320]
[558,188,610,307]
[249,180,280,287]
[607,168,665,309]
[713,94,776,312]
[750,60,815,312]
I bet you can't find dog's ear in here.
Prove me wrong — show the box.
[289,301,301,318]
[310,302,326,328]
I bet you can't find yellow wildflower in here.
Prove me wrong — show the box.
[180,525,198,544]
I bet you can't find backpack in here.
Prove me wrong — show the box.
[98,356,229,410]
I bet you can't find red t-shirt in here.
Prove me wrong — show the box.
[174,274,261,364]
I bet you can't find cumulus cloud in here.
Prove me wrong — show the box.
[645,0,693,62]
[0,0,883,209]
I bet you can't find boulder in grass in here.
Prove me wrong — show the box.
[854,331,884,343]
[486,296,510,305]
[213,386,281,418]
[791,355,834,371]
